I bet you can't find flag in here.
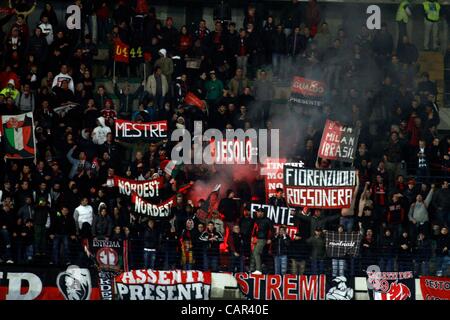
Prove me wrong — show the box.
[114,40,130,63]
[196,184,221,222]
[184,92,205,110]
[161,160,183,178]
[1,112,36,159]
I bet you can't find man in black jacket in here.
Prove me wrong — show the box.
[199,221,224,272]
[92,207,113,240]
[272,226,290,275]
[34,198,50,256]
[49,206,76,265]
[271,25,286,77]
[414,232,432,276]
[228,225,244,272]
[436,226,449,276]
[289,232,308,275]
[143,219,160,269]
[268,188,287,207]
[219,189,239,234]
[250,208,273,273]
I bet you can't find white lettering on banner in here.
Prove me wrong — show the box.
[284,168,356,187]
[117,179,160,197]
[249,203,295,226]
[134,196,173,217]
[116,283,211,300]
[0,272,42,300]
[320,143,354,159]
[286,187,353,208]
[115,121,167,138]
[92,240,121,248]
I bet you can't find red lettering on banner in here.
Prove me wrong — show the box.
[266,275,282,300]
[299,275,318,300]
[235,273,249,296]
[283,274,297,300]
[251,274,265,299]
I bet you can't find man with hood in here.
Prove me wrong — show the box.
[0,79,19,100]
[154,48,174,83]
[92,116,111,145]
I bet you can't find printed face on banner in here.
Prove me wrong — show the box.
[56,265,92,301]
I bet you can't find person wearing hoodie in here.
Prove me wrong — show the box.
[154,48,174,83]
[0,79,20,100]
[408,184,434,240]
[92,207,113,240]
[92,116,111,145]
[73,197,93,238]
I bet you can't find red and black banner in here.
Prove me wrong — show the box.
[114,175,164,198]
[184,92,205,110]
[0,265,100,300]
[249,203,298,239]
[262,158,286,202]
[114,119,168,141]
[131,193,176,218]
[289,77,325,107]
[420,276,450,300]
[283,166,357,208]
[318,120,360,163]
[87,239,129,272]
[115,270,212,300]
[235,274,354,300]
[114,40,130,63]
[367,271,415,300]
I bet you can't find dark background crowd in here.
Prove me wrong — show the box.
[0,0,449,278]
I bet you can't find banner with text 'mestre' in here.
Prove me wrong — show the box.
[114,119,168,141]
[283,166,357,208]
[115,270,212,300]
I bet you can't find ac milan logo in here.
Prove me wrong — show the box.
[56,265,92,300]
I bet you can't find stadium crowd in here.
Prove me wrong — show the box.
[0,0,449,278]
